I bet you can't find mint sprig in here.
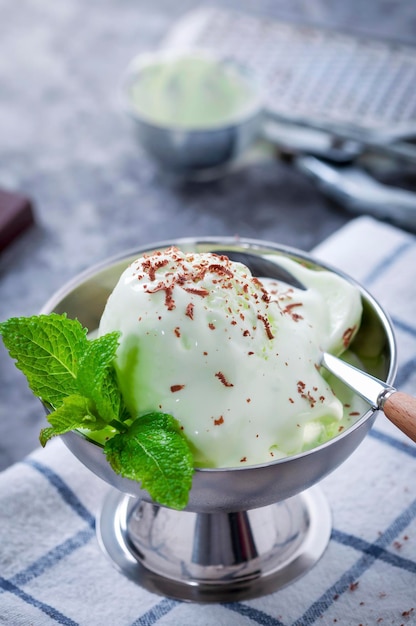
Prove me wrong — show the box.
[0,314,194,510]
[105,413,194,511]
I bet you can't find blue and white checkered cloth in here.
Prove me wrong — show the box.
[1,216,415,625]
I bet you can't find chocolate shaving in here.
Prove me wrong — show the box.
[183,286,209,297]
[343,326,357,348]
[170,384,185,393]
[215,371,234,387]
[185,303,194,319]
[257,314,274,339]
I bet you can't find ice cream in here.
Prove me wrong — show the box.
[98,246,364,468]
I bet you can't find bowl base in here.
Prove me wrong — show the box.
[96,486,331,602]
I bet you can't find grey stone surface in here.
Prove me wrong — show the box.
[1,0,415,469]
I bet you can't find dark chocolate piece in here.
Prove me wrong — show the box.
[0,188,35,252]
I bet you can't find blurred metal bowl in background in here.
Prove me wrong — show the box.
[120,50,263,179]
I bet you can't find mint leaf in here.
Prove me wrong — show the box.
[104,412,194,510]
[0,314,88,407]
[77,332,127,422]
[39,394,109,446]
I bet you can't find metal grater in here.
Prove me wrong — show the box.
[164,7,416,147]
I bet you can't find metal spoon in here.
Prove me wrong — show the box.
[220,249,416,443]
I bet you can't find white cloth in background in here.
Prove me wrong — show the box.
[1,216,415,626]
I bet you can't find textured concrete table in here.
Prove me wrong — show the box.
[1,0,415,469]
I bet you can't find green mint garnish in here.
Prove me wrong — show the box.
[0,314,89,407]
[0,314,194,510]
[39,394,109,446]
[77,332,128,424]
[105,412,194,511]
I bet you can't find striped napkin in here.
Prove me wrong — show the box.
[1,216,415,626]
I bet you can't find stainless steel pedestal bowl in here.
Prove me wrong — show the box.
[41,237,396,602]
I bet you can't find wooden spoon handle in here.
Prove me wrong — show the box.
[383,391,416,443]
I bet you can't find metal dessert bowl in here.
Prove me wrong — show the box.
[41,237,396,602]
